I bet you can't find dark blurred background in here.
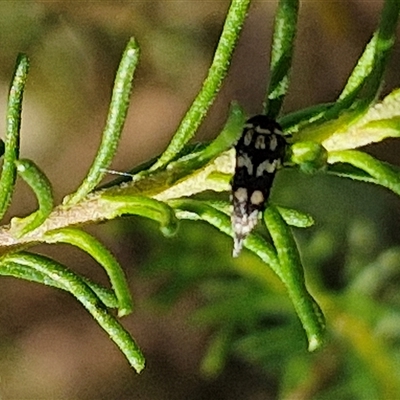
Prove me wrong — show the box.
[0,1,400,399]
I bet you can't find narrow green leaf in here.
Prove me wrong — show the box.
[194,102,245,163]
[335,34,379,110]
[149,0,251,171]
[327,161,400,187]
[295,105,365,146]
[279,102,333,133]
[363,117,400,134]
[0,260,118,309]
[276,206,314,228]
[206,171,232,187]
[327,150,400,196]
[327,162,377,183]
[2,252,145,372]
[348,0,400,102]
[10,159,53,237]
[65,37,140,205]
[0,54,29,219]
[313,0,399,126]
[264,0,299,118]
[160,103,244,185]
[96,107,243,202]
[264,205,325,351]
[44,228,133,316]
[101,195,179,237]
[80,278,119,309]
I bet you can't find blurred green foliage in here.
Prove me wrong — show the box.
[137,167,400,397]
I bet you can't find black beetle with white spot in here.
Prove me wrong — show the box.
[231,115,287,257]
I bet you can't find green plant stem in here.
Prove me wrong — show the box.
[149,0,251,171]
[65,37,140,205]
[0,147,232,252]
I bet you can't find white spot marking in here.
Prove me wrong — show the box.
[255,127,271,135]
[237,154,253,175]
[234,187,248,203]
[255,135,266,150]
[267,160,278,173]
[250,190,264,205]
[243,130,253,146]
[256,159,276,177]
[269,134,278,151]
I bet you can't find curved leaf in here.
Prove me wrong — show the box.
[101,195,179,237]
[10,159,53,237]
[338,0,399,105]
[44,228,132,316]
[327,150,400,196]
[276,206,314,228]
[159,102,245,185]
[0,260,118,309]
[279,102,333,133]
[307,0,399,129]
[1,252,145,372]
